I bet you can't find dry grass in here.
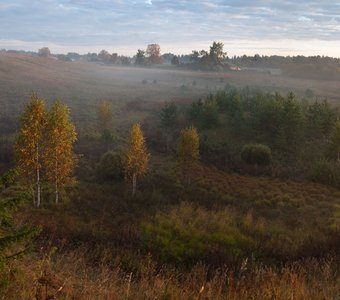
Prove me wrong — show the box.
[2,160,340,299]
[2,249,339,300]
[190,164,340,221]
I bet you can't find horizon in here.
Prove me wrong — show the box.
[0,1,339,58]
[2,38,340,58]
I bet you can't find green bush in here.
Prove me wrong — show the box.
[141,202,255,265]
[96,151,124,182]
[241,144,272,166]
[0,169,17,190]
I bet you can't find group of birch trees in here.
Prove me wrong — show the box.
[14,94,200,204]
[15,93,77,207]
[125,123,200,195]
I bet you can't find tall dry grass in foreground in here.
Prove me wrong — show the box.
[2,249,339,300]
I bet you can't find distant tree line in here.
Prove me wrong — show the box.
[2,44,340,77]
[229,54,340,66]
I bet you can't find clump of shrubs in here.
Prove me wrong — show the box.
[96,151,124,182]
[142,79,148,84]
[142,202,256,265]
[241,144,272,166]
[0,169,17,189]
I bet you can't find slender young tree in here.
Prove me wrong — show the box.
[125,123,150,196]
[44,100,77,204]
[178,126,200,185]
[96,100,113,132]
[15,93,46,207]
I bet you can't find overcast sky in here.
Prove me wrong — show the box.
[0,0,339,57]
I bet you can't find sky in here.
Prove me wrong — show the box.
[0,0,339,57]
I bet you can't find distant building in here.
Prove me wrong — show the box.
[230,66,241,71]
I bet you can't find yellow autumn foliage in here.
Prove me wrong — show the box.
[125,123,149,194]
[178,126,200,174]
[44,100,77,203]
[15,93,46,185]
[97,100,112,131]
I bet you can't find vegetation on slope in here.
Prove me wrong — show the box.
[0,57,340,298]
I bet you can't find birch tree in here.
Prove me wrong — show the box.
[44,100,77,204]
[97,100,114,151]
[125,123,149,196]
[97,100,112,132]
[15,93,46,207]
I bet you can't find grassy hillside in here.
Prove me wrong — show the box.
[1,52,340,136]
[1,160,339,299]
[1,53,340,298]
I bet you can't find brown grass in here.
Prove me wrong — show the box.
[2,249,339,299]
[2,159,339,299]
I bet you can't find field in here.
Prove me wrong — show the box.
[1,52,340,299]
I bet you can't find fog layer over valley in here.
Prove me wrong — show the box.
[1,52,340,136]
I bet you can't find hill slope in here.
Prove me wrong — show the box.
[1,53,340,135]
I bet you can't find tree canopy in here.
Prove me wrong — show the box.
[15,93,46,207]
[146,44,163,64]
[44,100,77,204]
[38,47,51,57]
[125,123,150,195]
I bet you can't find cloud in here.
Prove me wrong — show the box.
[0,0,339,56]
